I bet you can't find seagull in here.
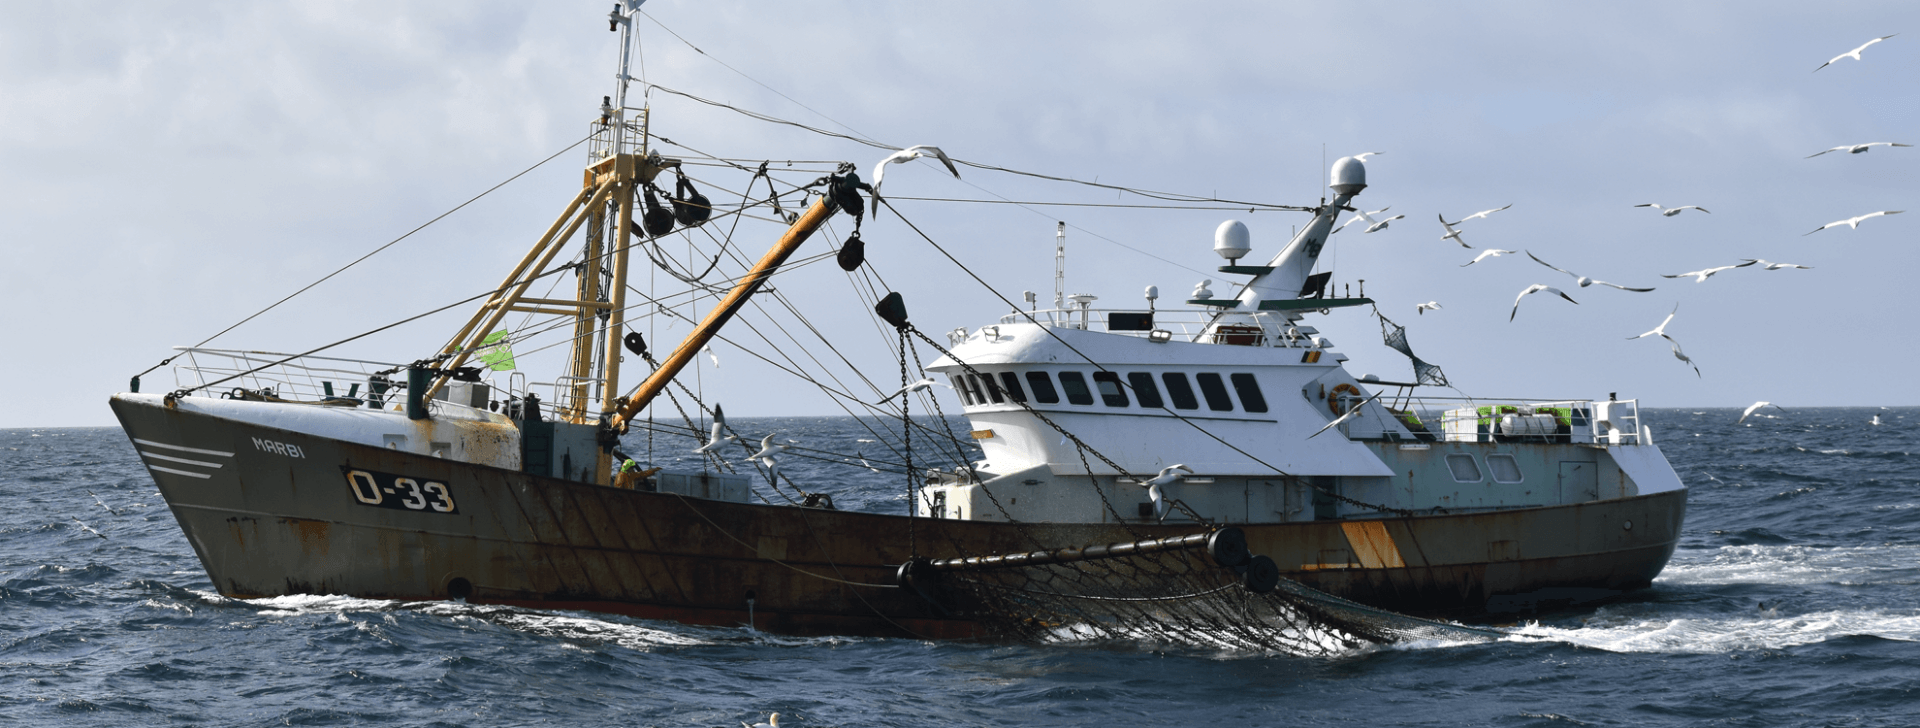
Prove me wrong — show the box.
[1805,142,1912,158]
[1309,391,1385,439]
[1509,284,1578,321]
[1662,261,1756,282]
[754,455,780,488]
[86,490,120,516]
[1444,204,1512,224]
[1806,210,1903,235]
[747,434,788,462]
[742,713,782,728]
[1416,301,1442,315]
[1437,214,1471,248]
[855,452,881,473]
[1815,34,1897,72]
[1352,151,1384,162]
[692,405,736,455]
[1335,206,1403,234]
[877,377,951,404]
[1627,305,1679,341]
[1460,249,1517,267]
[1138,465,1192,520]
[1525,251,1656,292]
[1634,203,1710,217]
[70,517,107,540]
[1667,338,1701,377]
[704,344,719,368]
[1870,414,1882,426]
[872,145,960,195]
[1737,401,1784,425]
[1741,259,1813,270]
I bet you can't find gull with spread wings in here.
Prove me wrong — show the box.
[1526,251,1655,292]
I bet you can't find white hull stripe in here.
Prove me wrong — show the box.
[139,451,225,469]
[148,464,213,479]
[133,438,234,457]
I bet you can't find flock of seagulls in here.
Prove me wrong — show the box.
[1350,33,1910,387]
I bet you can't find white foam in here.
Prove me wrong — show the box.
[1508,609,1920,654]
[1660,544,1920,587]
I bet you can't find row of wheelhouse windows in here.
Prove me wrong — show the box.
[949,370,1270,414]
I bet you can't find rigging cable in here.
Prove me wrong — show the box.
[134,133,594,381]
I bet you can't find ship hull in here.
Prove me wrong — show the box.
[113,396,1684,639]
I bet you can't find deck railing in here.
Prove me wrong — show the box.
[992,307,1328,348]
[1345,394,1645,446]
[164,347,519,413]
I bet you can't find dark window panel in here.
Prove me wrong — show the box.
[1058,372,1095,405]
[1025,371,1060,404]
[1230,373,1268,413]
[1195,372,1234,411]
[1091,372,1129,407]
[1127,372,1163,409]
[1161,372,1199,410]
[998,372,1028,403]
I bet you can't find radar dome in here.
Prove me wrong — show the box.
[1213,220,1251,261]
[1330,156,1367,196]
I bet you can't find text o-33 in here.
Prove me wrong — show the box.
[341,467,458,514]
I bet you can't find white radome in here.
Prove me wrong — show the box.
[1214,220,1251,261]
[1330,157,1367,196]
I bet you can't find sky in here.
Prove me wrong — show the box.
[2,1,1915,428]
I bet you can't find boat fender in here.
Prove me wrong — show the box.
[836,230,866,271]
[640,184,676,236]
[1328,383,1364,416]
[623,332,648,358]
[875,291,910,329]
[1207,527,1251,568]
[670,172,712,226]
[1242,554,1280,595]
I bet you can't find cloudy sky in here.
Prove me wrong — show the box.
[3,1,1914,428]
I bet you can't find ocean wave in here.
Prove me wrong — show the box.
[1659,544,1920,587]
[1507,609,1920,654]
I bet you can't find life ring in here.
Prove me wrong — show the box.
[1328,383,1364,416]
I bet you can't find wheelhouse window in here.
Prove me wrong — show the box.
[1445,454,1483,482]
[996,372,1027,403]
[948,375,974,405]
[1057,372,1095,405]
[1194,373,1234,411]
[974,374,1004,404]
[1127,372,1164,409]
[1024,371,1060,404]
[1486,454,1524,483]
[1091,372,1129,407]
[1230,373,1268,413]
[1161,372,1199,410]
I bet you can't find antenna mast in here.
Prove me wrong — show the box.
[1053,221,1066,310]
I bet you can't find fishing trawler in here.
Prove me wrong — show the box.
[108,4,1685,646]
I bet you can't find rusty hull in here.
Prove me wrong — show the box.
[114,396,1684,638]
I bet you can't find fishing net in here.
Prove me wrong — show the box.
[1378,313,1448,387]
[899,528,1499,656]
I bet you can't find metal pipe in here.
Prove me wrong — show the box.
[611,194,837,429]
[923,530,1216,573]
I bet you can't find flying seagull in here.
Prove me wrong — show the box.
[1806,210,1903,235]
[1667,338,1701,377]
[1510,284,1578,321]
[1416,301,1442,315]
[1662,261,1757,282]
[1737,401,1784,425]
[704,344,719,368]
[1437,214,1471,249]
[70,517,107,540]
[1635,203,1710,217]
[747,434,788,462]
[1460,249,1518,267]
[1627,305,1679,341]
[1525,251,1656,292]
[872,145,960,195]
[87,490,119,516]
[1309,391,1385,439]
[1741,259,1813,270]
[1351,151,1384,162]
[1444,204,1513,225]
[1806,142,1912,158]
[1336,206,1403,234]
[854,452,881,473]
[693,405,736,455]
[876,377,951,404]
[1815,34,1897,72]
[1138,465,1192,520]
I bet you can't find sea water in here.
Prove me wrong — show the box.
[3,408,1916,726]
